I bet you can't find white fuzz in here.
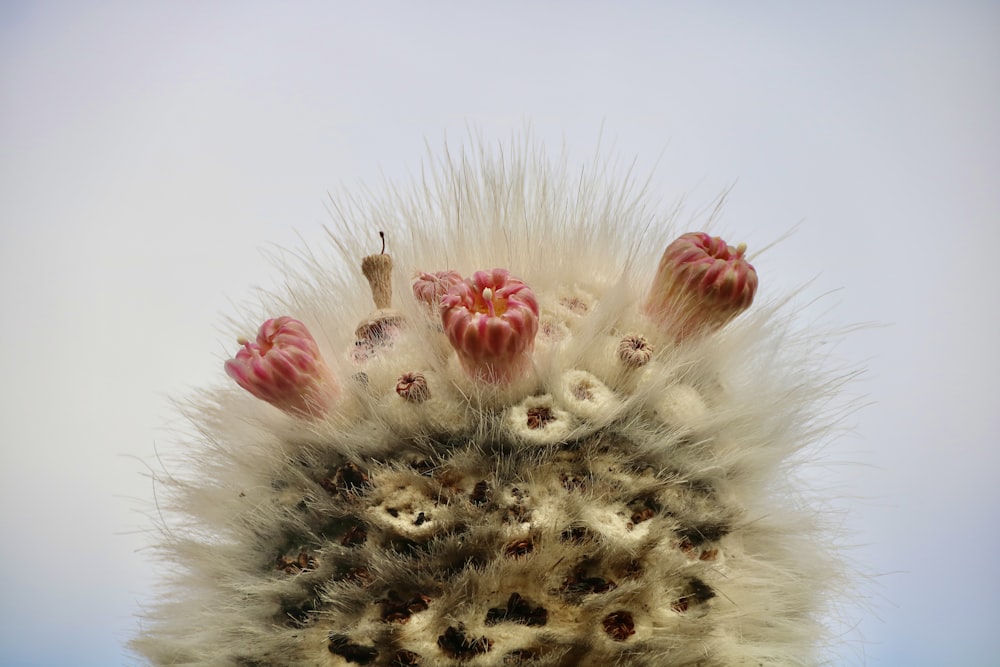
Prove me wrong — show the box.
[507,394,577,446]
[133,138,855,666]
[652,384,709,433]
[554,370,623,428]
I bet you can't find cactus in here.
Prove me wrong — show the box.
[133,142,849,666]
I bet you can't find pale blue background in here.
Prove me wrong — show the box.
[1,2,997,665]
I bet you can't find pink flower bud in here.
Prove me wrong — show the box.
[644,232,758,341]
[441,269,539,384]
[412,270,464,308]
[224,317,337,417]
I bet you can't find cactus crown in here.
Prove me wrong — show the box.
[133,141,848,667]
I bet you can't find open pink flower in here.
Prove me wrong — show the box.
[441,269,539,384]
[644,232,758,341]
[224,317,337,417]
[412,270,464,308]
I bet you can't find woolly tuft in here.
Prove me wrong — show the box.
[132,136,860,666]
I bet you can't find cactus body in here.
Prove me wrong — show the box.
[134,143,846,666]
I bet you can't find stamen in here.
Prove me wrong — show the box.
[482,287,495,316]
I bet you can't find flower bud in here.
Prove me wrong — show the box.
[224,317,337,417]
[441,269,539,384]
[412,270,464,308]
[644,232,757,341]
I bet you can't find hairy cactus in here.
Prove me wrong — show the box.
[133,143,849,666]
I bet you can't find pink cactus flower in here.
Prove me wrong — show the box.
[441,269,539,384]
[224,317,337,417]
[412,270,464,308]
[644,232,758,341]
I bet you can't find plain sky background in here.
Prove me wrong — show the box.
[1,2,998,665]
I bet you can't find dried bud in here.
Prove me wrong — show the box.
[618,334,654,368]
[395,372,430,403]
[224,317,337,417]
[361,245,393,310]
[412,270,464,308]
[441,269,539,384]
[644,232,758,341]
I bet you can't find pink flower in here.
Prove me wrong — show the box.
[412,270,464,308]
[441,269,539,384]
[224,317,337,417]
[644,232,758,341]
